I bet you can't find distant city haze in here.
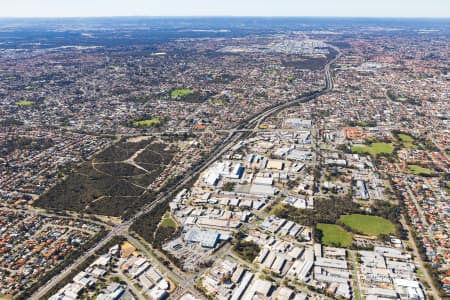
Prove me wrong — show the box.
[1,0,449,18]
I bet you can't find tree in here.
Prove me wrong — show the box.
[222,182,236,192]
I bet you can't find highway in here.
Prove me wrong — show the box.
[30,48,341,300]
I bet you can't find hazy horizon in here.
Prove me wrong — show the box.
[1,16,449,20]
[1,0,449,19]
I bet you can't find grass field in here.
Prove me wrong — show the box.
[132,118,161,128]
[352,142,394,156]
[339,214,396,236]
[209,99,225,105]
[398,133,414,143]
[286,75,296,82]
[408,164,433,176]
[15,100,34,106]
[171,88,194,98]
[160,212,177,228]
[358,121,370,127]
[357,121,376,127]
[316,223,353,248]
[396,133,417,149]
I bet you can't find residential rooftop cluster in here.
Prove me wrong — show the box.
[305,31,449,295]
[0,208,102,297]
[0,127,110,204]
[51,241,174,300]
[0,34,326,135]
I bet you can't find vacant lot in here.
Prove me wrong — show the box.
[316,223,352,248]
[339,214,396,236]
[352,142,394,156]
[35,138,176,218]
[408,164,433,176]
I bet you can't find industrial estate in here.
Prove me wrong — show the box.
[0,16,448,300]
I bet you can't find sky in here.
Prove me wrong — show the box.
[0,0,449,18]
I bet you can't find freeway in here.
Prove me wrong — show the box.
[30,48,341,300]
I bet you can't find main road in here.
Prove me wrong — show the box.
[30,47,341,300]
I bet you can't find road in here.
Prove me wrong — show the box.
[123,233,207,299]
[394,164,443,299]
[399,215,441,300]
[349,250,362,300]
[30,48,341,300]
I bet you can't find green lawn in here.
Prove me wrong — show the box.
[339,214,396,236]
[15,100,34,106]
[316,223,353,248]
[396,133,417,149]
[358,121,369,127]
[160,212,177,228]
[357,121,376,127]
[132,118,161,128]
[352,142,394,156]
[171,88,194,98]
[398,133,414,143]
[209,99,225,105]
[408,164,433,176]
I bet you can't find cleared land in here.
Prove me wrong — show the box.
[15,100,34,106]
[352,142,394,156]
[316,223,352,248]
[408,164,433,176]
[132,118,161,128]
[34,138,176,219]
[339,214,396,236]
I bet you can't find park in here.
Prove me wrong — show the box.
[339,214,396,236]
[352,142,394,156]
